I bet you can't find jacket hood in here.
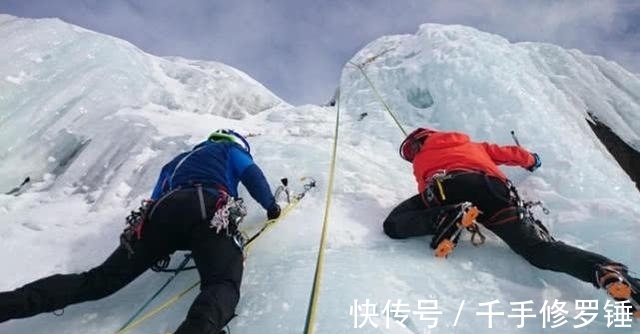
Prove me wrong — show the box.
[422,132,470,150]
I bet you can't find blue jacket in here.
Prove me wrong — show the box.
[150,140,276,211]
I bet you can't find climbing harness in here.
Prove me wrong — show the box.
[423,170,455,203]
[210,196,248,250]
[120,199,155,258]
[506,131,552,235]
[114,177,317,334]
[505,180,553,241]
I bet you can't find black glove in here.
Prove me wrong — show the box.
[267,204,281,220]
[527,153,541,172]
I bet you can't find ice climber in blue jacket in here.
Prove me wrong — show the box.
[0,129,282,334]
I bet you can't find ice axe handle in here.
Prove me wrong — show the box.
[510,130,521,147]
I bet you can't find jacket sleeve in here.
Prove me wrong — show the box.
[229,147,277,210]
[240,165,277,210]
[480,142,535,169]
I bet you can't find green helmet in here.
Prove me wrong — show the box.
[208,129,250,153]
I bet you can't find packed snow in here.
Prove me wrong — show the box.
[1,15,639,334]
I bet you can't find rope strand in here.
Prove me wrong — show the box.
[303,55,403,332]
[349,59,407,136]
[303,102,342,334]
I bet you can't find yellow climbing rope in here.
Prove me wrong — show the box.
[302,103,341,334]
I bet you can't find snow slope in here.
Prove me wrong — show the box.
[0,14,284,195]
[1,16,639,334]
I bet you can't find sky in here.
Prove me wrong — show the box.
[1,17,640,333]
[1,0,639,105]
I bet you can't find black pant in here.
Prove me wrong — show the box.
[383,173,616,287]
[0,188,242,334]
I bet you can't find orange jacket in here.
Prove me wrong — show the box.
[412,131,535,192]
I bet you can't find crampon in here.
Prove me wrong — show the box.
[430,202,484,258]
[596,264,640,318]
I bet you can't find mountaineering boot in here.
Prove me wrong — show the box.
[430,202,480,258]
[596,264,640,318]
[597,265,631,300]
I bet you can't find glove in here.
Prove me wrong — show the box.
[267,204,281,220]
[527,153,541,172]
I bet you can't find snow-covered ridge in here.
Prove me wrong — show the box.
[343,23,640,149]
[341,23,640,199]
[0,14,285,194]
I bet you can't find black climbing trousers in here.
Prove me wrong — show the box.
[0,188,243,334]
[383,173,616,287]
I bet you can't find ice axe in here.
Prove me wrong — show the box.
[510,130,521,147]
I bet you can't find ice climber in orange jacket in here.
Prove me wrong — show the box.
[383,128,639,316]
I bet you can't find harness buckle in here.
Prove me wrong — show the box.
[424,170,453,203]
